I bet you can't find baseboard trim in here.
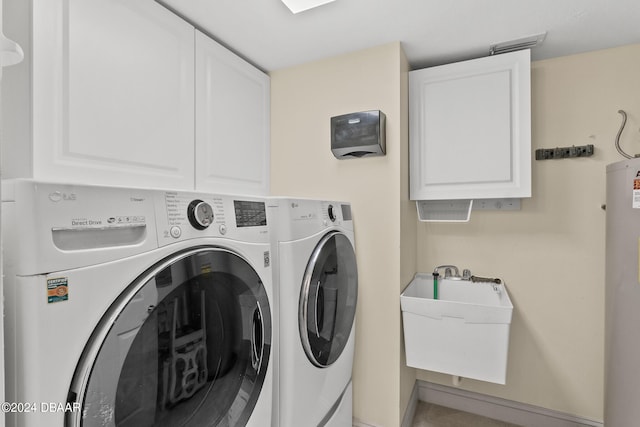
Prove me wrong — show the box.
[352,382,419,427]
[401,381,419,427]
[417,380,603,427]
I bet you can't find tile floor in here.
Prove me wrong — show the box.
[411,402,521,427]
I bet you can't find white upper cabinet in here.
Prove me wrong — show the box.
[195,30,270,196]
[2,0,196,190]
[3,1,270,195]
[409,50,531,200]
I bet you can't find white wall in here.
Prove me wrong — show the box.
[271,40,640,425]
[416,43,640,422]
[270,42,416,427]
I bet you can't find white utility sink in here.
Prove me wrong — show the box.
[400,273,514,384]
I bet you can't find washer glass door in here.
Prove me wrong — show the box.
[68,247,271,427]
[299,231,358,367]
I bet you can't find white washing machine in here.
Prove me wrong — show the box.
[2,180,275,427]
[269,198,358,427]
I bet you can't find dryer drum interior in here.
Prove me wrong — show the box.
[299,231,358,368]
[66,247,271,427]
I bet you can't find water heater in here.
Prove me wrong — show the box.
[605,158,640,425]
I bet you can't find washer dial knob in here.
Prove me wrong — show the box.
[187,200,214,230]
[327,204,336,222]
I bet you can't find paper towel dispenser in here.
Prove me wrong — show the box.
[331,110,386,159]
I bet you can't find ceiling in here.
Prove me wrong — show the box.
[157,0,640,72]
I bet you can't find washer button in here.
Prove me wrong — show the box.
[219,224,227,235]
[170,226,182,238]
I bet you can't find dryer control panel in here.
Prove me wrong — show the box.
[271,198,354,241]
[321,201,352,228]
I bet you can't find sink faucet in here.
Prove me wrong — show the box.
[433,265,460,279]
[433,265,472,280]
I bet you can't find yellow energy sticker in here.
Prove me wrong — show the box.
[47,277,69,303]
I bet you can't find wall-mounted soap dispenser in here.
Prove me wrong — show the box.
[331,110,386,159]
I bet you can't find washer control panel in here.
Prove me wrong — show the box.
[161,192,226,240]
[187,199,214,230]
[156,191,269,246]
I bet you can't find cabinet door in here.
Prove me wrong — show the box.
[409,50,531,200]
[31,0,195,190]
[0,0,22,418]
[195,30,270,196]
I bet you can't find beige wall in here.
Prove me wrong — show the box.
[270,42,415,427]
[272,41,640,425]
[416,43,640,422]
[398,48,418,426]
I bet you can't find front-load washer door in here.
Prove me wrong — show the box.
[66,247,271,427]
[299,231,358,368]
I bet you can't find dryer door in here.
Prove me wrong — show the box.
[299,231,358,367]
[67,247,271,427]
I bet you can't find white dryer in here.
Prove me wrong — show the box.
[2,180,275,427]
[270,199,358,427]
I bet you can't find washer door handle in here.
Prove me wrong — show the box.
[251,304,263,370]
[314,280,325,338]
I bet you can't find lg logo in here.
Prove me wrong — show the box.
[48,191,77,202]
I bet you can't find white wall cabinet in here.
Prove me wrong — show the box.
[2,1,270,195]
[3,0,196,190]
[0,0,24,422]
[195,30,270,196]
[409,50,531,200]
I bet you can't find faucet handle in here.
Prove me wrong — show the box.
[462,269,472,280]
[433,264,460,278]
